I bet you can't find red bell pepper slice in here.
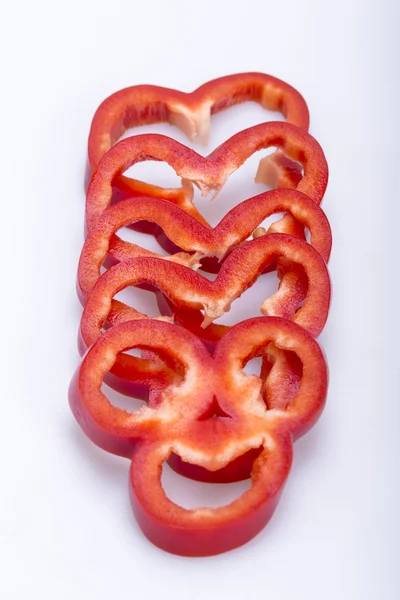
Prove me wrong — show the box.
[78,233,330,399]
[80,133,330,481]
[77,189,331,305]
[88,72,309,205]
[85,122,328,240]
[77,189,329,461]
[69,317,327,556]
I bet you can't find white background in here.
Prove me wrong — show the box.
[1,1,399,598]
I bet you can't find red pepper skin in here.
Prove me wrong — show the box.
[88,72,309,206]
[69,317,327,556]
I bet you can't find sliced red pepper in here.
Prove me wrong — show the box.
[167,343,304,484]
[85,122,328,239]
[78,188,330,418]
[80,235,330,347]
[78,233,330,401]
[69,317,327,556]
[85,123,328,358]
[77,186,327,475]
[77,188,331,305]
[81,129,330,476]
[166,259,311,347]
[88,72,309,204]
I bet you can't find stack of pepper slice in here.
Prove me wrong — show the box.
[70,73,331,556]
